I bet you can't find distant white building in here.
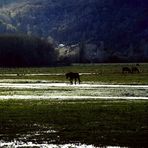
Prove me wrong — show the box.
[59,44,65,48]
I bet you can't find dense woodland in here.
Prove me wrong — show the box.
[0,0,148,64]
[0,35,56,67]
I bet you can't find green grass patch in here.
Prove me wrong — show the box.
[0,63,148,84]
[0,99,148,147]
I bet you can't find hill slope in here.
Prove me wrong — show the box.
[0,0,148,62]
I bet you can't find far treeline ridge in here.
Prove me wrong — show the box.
[0,34,56,67]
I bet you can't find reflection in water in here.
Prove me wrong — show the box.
[0,141,127,148]
[0,141,93,148]
[0,83,147,100]
[0,83,147,148]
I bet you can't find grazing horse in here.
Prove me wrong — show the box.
[122,67,131,74]
[65,72,81,84]
[131,67,140,73]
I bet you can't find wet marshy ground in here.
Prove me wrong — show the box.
[0,99,148,148]
[0,66,147,147]
[0,82,147,100]
[0,81,148,147]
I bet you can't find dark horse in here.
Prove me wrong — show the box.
[131,66,140,73]
[122,66,140,74]
[65,72,81,84]
[122,67,132,74]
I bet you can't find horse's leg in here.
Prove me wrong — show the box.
[77,77,80,84]
[76,74,80,84]
[74,78,77,84]
[70,78,73,85]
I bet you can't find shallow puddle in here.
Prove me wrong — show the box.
[0,83,147,100]
[0,141,126,148]
[0,82,147,147]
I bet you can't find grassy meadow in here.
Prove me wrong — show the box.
[0,99,148,147]
[0,63,148,84]
[0,63,148,147]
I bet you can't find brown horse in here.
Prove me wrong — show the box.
[122,67,132,74]
[65,72,81,84]
[131,67,140,73]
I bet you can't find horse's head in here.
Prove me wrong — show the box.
[65,73,69,79]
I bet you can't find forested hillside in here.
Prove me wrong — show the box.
[0,0,148,63]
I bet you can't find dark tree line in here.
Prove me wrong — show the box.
[0,34,56,67]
